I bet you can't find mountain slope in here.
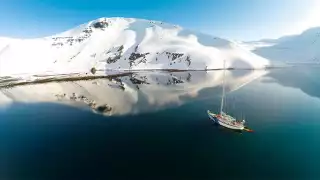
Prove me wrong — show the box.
[243,27,320,63]
[0,17,270,77]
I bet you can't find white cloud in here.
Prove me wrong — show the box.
[284,0,320,35]
[302,1,320,28]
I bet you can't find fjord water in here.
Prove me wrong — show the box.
[0,67,319,179]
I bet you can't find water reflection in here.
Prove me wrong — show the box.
[0,70,268,116]
[266,67,320,99]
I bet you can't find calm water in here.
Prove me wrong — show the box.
[0,67,319,180]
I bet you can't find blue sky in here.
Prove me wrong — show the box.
[0,0,318,40]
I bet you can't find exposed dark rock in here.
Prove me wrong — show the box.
[66,39,73,43]
[172,53,184,60]
[82,28,93,34]
[76,38,84,43]
[106,54,121,64]
[185,56,191,66]
[128,52,150,67]
[165,52,184,61]
[105,45,124,64]
[89,102,96,109]
[186,73,192,82]
[52,42,63,46]
[78,95,86,99]
[129,76,150,85]
[52,29,92,47]
[70,93,77,100]
[95,104,112,113]
[55,94,66,100]
[166,77,184,85]
[93,21,108,29]
[90,67,97,75]
[118,45,124,52]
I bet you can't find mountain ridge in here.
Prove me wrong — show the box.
[0,17,270,77]
[242,27,320,63]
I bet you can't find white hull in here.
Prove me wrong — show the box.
[208,111,244,130]
[216,120,244,130]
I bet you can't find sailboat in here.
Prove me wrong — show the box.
[207,61,252,131]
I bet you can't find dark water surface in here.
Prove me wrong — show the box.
[0,68,319,180]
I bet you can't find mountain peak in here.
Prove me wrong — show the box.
[0,17,270,77]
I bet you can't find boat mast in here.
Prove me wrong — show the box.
[220,60,226,114]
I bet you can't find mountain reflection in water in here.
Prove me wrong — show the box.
[0,70,268,116]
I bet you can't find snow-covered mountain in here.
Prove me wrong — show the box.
[0,17,270,77]
[242,27,320,63]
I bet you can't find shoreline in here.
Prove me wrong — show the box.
[0,65,307,89]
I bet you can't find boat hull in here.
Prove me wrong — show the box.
[207,110,244,130]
